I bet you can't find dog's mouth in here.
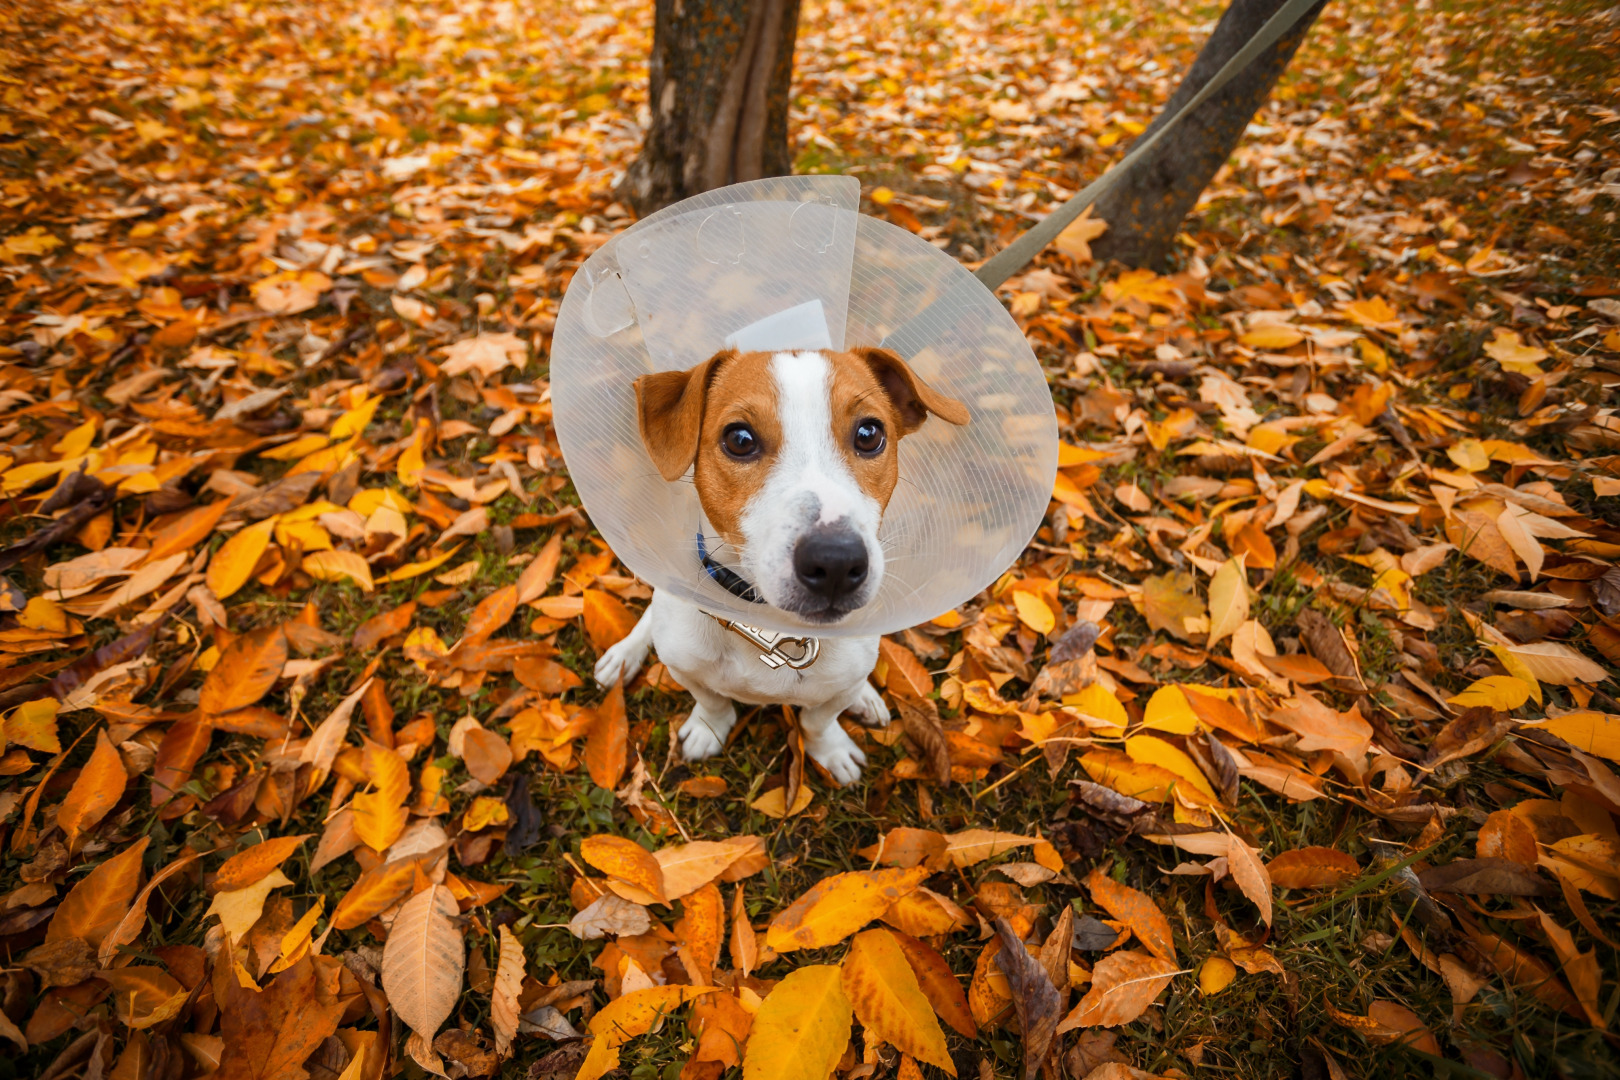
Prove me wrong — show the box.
[778,596,863,625]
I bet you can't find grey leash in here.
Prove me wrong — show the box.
[972,0,1323,291]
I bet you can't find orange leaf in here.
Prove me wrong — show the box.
[57,730,127,850]
[353,601,416,650]
[145,498,230,563]
[216,834,311,891]
[1264,847,1361,889]
[462,726,513,786]
[47,836,149,948]
[513,656,582,694]
[207,516,276,600]
[889,930,977,1039]
[580,835,667,904]
[878,638,932,700]
[585,679,628,790]
[151,719,213,807]
[332,852,439,930]
[676,882,724,984]
[1477,809,1538,867]
[1057,949,1177,1031]
[460,585,517,648]
[582,589,638,653]
[858,828,950,871]
[199,625,288,716]
[1085,867,1176,963]
[766,867,930,952]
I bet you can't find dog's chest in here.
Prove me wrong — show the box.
[649,593,877,706]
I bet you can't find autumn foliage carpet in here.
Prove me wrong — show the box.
[0,0,1619,1078]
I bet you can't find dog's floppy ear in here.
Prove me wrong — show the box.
[635,350,734,481]
[851,347,969,436]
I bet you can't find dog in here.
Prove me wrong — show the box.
[592,345,968,785]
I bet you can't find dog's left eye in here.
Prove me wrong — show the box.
[721,423,760,459]
[853,418,886,456]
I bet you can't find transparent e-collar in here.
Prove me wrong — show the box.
[551,175,1057,637]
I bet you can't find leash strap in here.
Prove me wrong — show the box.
[972,0,1322,290]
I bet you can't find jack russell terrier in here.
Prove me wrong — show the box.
[592,345,968,785]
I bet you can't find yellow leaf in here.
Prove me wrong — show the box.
[1483,328,1548,374]
[1125,735,1216,799]
[18,595,69,634]
[1012,590,1055,635]
[352,740,410,853]
[382,543,462,583]
[397,431,427,488]
[742,966,852,1080]
[463,795,510,831]
[1141,685,1200,735]
[751,784,814,819]
[302,550,375,591]
[1487,645,1543,706]
[330,393,380,440]
[205,868,294,941]
[1238,325,1305,350]
[1343,296,1400,331]
[1522,712,1620,763]
[766,867,930,952]
[1206,554,1248,649]
[207,516,277,600]
[1447,439,1490,473]
[1053,208,1108,261]
[1198,956,1237,995]
[1446,675,1531,711]
[1061,683,1126,736]
[261,433,330,461]
[841,930,954,1074]
[578,986,720,1080]
[6,696,61,753]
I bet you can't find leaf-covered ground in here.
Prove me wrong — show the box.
[1,0,1619,1078]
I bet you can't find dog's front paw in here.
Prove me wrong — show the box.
[678,704,736,761]
[805,725,868,787]
[847,681,892,728]
[594,637,648,687]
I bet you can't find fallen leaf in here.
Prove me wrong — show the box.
[766,867,930,952]
[1057,950,1178,1031]
[382,884,465,1042]
[742,966,851,1080]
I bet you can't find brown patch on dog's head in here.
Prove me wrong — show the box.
[635,350,781,545]
[848,346,970,435]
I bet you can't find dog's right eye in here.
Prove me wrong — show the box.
[721,423,760,459]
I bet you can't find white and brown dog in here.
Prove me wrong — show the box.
[593,346,968,785]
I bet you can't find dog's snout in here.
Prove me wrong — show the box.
[793,528,869,600]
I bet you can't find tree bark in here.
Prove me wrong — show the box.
[618,0,802,217]
[1088,0,1328,269]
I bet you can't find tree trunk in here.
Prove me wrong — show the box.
[618,0,802,217]
[1088,0,1328,269]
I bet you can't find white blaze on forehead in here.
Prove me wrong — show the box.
[733,350,885,614]
[765,351,873,526]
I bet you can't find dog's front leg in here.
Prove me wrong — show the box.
[799,682,878,787]
[677,682,738,762]
[593,591,658,686]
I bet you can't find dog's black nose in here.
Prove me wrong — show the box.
[794,528,869,600]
